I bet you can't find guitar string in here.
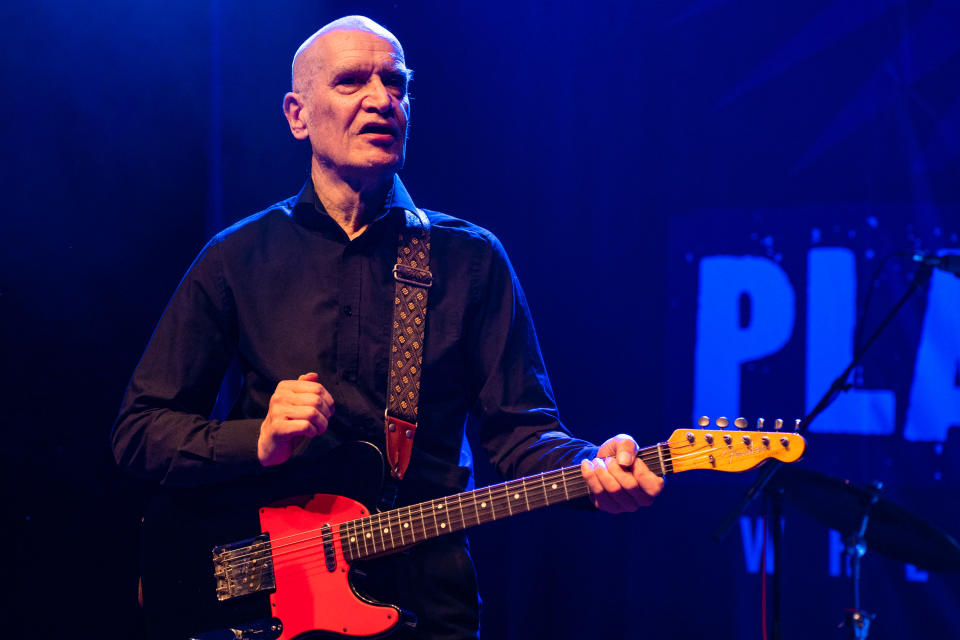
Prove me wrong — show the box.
[219,440,778,569]
[215,464,595,565]
[218,440,779,574]
[214,445,672,564]
[235,481,596,574]
[216,432,793,564]
[217,441,777,573]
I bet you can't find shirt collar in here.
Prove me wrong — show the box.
[292,173,417,234]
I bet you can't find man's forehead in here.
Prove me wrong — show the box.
[313,30,405,67]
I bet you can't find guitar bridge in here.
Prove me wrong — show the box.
[212,533,276,601]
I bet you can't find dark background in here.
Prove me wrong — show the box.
[3,1,958,638]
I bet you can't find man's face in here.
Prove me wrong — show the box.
[294,30,410,179]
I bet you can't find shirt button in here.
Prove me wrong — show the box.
[343,305,353,316]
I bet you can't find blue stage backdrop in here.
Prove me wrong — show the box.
[2,1,958,638]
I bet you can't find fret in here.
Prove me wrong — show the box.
[504,481,514,516]
[382,510,396,551]
[419,503,428,540]
[368,517,377,553]
[348,519,358,560]
[348,518,357,557]
[539,472,550,507]
[338,522,350,562]
[365,517,376,555]
[356,518,370,556]
[428,499,441,536]
[400,505,413,544]
[643,444,661,477]
[486,486,496,521]
[457,493,467,531]
[471,487,482,525]
[521,477,531,512]
[390,509,407,547]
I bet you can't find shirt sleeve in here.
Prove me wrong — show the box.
[468,232,599,480]
[111,237,263,487]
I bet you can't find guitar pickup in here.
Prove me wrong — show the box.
[212,533,276,601]
[321,523,336,571]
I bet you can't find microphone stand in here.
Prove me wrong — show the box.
[711,263,933,640]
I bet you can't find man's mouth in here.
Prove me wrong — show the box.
[359,123,398,138]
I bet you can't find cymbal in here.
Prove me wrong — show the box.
[768,465,960,572]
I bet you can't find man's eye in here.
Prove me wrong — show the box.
[384,77,407,94]
[337,77,359,86]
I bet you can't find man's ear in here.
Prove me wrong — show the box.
[283,92,309,140]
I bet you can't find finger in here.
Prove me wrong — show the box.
[631,459,666,501]
[269,418,320,439]
[614,437,639,467]
[580,459,604,507]
[603,456,640,492]
[591,458,637,512]
[596,433,636,462]
[296,376,335,410]
[282,405,329,434]
[277,378,329,396]
[277,391,335,418]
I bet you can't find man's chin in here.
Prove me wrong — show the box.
[357,151,405,173]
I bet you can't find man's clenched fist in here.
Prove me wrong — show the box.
[257,372,335,466]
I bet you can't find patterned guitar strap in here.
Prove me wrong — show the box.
[384,207,432,482]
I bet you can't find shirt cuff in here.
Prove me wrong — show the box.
[212,418,264,469]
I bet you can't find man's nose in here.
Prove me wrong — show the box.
[362,76,393,113]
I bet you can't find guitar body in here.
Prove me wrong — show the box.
[140,441,400,640]
[260,494,401,639]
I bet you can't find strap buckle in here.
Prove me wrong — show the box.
[393,263,433,288]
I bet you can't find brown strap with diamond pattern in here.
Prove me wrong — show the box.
[384,208,431,480]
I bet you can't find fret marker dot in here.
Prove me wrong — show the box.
[481,502,487,508]
[440,522,446,528]
[551,483,557,489]
[437,504,444,509]
[514,493,520,499]
[365,533,371,538]
[350,537,356,542]
[383,528,389,533]
[403,522,409,528]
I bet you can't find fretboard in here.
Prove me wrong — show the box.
[339,442,671,562]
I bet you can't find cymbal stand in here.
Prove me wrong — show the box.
[840,481,882,639]
[712,261,935,640]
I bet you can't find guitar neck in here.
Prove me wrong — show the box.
[340,442,671,562]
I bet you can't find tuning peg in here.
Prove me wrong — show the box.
[774,418,784,431]
[716,416,729,428]
[757,417,765,430]
[697,416,710,427]
[734,417,747,429]
[794,419,802,431]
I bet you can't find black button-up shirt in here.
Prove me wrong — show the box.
[112,175,596,501]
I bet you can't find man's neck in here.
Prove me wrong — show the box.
[310,161,394,240]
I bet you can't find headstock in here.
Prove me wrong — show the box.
[665,416,806,474]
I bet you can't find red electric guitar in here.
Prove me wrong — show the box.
[141,425,805,639]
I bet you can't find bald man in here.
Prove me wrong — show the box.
[113,15,662,640]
